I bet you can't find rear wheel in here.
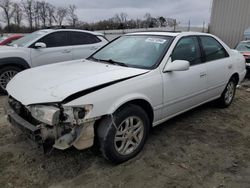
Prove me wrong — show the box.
[0,66,22,94]
[97,104,150,164]
[217,77,237,108]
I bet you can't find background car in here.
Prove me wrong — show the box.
[0,29,108,93]
[235,40,250,75]
[0,34,24,45]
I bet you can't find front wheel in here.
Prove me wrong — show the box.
[97,104,150,164]
[217,78,237,108]
[0,66,22,94]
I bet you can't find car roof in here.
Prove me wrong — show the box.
[125,31,181,37]
[125,31,213,37]
[37,29,104,36]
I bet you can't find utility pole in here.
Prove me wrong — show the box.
[202,21,205,32]
[188,20,190,31]
[174,19,177,31]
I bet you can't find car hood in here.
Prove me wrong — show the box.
[0,45,23,52]
[7,59,149,105]
[0,45,15,50]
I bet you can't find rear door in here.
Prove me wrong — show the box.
[199,36,232,99]
[69,31,107,59]
[161,36,208,117]
[30,31,73,67]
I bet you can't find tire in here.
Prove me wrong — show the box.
[0,66,22,94]
[97,104,150,164]
[217,77,237,108]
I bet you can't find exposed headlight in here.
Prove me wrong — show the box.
[63,105,93,124]
[29,105,60,126]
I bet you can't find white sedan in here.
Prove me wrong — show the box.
[5,32,246,163]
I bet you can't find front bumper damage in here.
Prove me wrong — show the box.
[5,99,98,152]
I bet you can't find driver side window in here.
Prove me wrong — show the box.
[172,36,202,66]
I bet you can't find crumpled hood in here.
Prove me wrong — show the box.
[7,59,148,105]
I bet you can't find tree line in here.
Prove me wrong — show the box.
[0,0,178,33]
[0,0,78,32]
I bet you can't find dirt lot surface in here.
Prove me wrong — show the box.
[0,79,250,188]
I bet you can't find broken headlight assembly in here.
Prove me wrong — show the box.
[29,104,93,126]
[63,104,93,124]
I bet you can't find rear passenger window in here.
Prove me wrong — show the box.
[69,32,101,45]
[172,36,202,66]
[200,36,229,62]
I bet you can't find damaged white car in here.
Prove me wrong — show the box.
[5,32,246,163]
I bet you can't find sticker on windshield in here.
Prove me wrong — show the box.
[145,38,167,44]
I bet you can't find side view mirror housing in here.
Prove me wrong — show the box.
[163,60,190,72]
[34,42,46,49]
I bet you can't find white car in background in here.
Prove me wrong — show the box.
[0,29,108,93]
[5,32,246,164]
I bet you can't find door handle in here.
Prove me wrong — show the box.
[62,49,71,53]
[200,72,207,78]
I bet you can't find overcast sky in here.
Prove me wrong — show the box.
[43,0,212,26]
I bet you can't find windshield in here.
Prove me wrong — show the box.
[236,42,250,52]
[8,31,45,47]
[90,35,172,69]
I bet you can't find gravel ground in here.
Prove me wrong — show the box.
[0,79,250,188]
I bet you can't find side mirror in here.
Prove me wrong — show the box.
[163,60,190,72]
[34,42,46,49]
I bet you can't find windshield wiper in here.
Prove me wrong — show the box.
[98,59,128,67]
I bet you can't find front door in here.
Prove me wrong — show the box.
[161,36,208,118]
[30,31,73,67]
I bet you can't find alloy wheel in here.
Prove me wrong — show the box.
[0,70,18,90]
[114,116,144,156]
[224,81,235,104]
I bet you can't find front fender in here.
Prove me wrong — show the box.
[106,93,152,114]
[63,69,163,122]
[0,57,30,69]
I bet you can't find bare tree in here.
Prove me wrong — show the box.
[47,3,55,27]
[67,4,78,27]
[158,16,166,27]
[144,12,152,28]
[120,12,128,23]
[55,7,68,26]
[144,13,151,20]
[34,1,42,28]
[13,3,23,27]
[22,0,35,31]
[37,1,47,27]
[112,14,121,23]
[166,18,178,27]
[0,0,14,32]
